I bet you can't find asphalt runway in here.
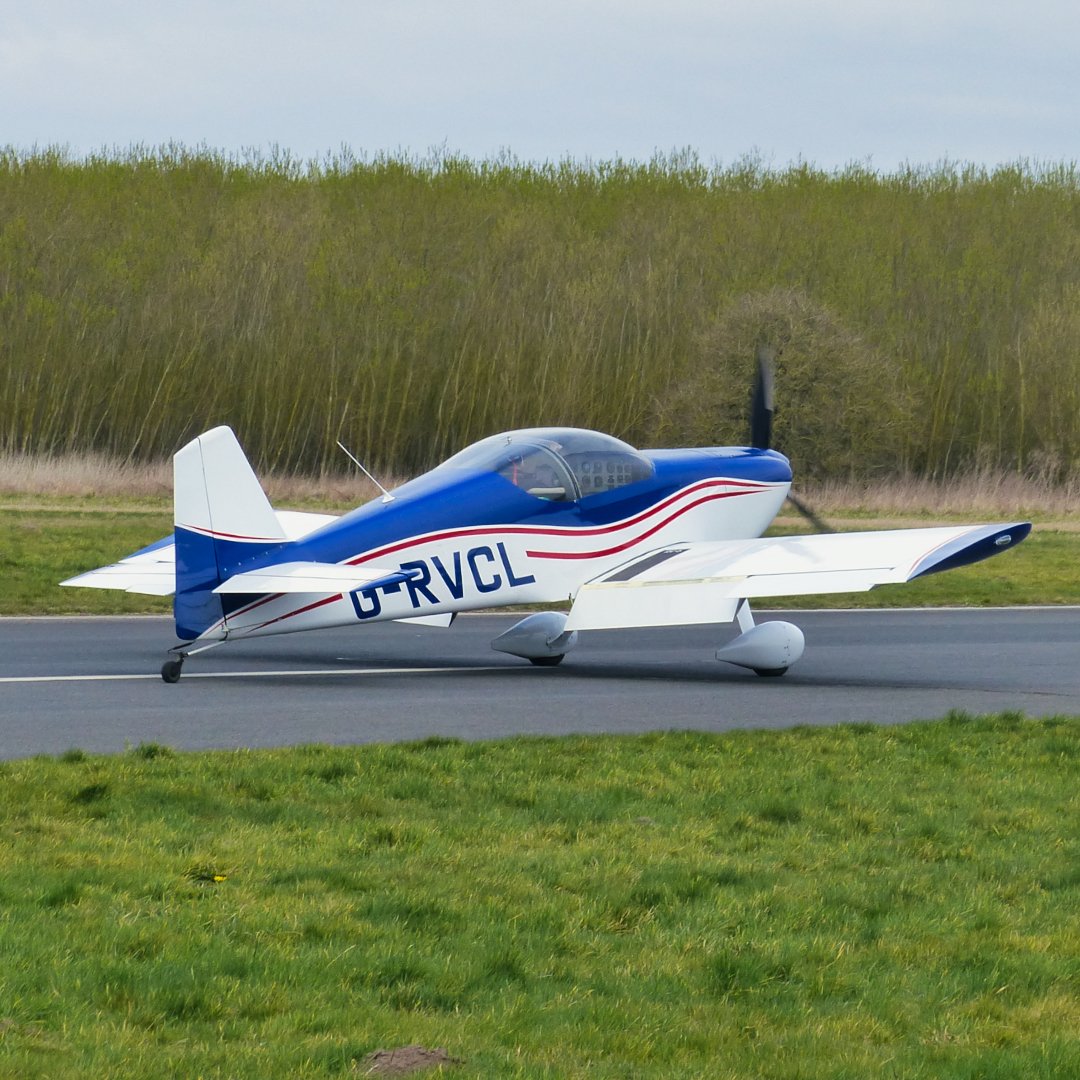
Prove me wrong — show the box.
[1,608,1078,758]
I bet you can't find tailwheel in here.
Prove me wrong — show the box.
[529,654,565,667]
[753,666,788,678]
[161,658,184,683]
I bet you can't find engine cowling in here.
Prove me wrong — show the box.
[714,620,805,676]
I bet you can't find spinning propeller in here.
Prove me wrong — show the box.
[749,346,833,534]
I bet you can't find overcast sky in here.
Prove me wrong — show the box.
[2,1,1077,171]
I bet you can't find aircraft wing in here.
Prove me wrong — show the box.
[566,522,1030,631]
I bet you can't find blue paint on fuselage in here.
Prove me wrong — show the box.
[173,528,225,641]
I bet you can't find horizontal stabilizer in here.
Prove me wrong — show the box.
[60,537,176,595]
[213,562,418,595]
[59,510,341,597]
[567,522,1030,631]
[60,563,175,596]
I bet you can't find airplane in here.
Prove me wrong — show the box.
[61,366,1031,682]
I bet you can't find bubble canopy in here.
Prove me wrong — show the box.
[439,427,655,501]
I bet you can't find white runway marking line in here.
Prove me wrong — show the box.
[0,666,516,685]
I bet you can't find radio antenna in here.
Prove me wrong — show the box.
[336,440,394,503]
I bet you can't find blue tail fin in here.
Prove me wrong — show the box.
[173,427,287,640]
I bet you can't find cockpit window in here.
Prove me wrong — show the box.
[494,444,575,500]
[440,427,654,501]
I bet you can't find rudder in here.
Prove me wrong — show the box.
[173,427,287,640]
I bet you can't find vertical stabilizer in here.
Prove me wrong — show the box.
[173,427,287,640]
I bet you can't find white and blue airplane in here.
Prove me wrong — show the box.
[62,376,1030,682]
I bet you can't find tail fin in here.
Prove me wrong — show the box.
[173,426,287,640]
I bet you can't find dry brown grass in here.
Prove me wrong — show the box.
[0,453,398,509]
[4,453,1079,523]
[798,469,1080,520]
[0,452,173,500]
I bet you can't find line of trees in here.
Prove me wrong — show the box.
[2,147,1078,479]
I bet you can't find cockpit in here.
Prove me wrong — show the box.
[440,427,655,501]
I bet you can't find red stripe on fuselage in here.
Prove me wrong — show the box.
[344,478,768,567]
[525,490,751,559]
[248,592,341,631]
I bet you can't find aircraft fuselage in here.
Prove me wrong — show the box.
[195,446,792,641]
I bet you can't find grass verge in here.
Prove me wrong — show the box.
[1,716,1079,1077]
[0,505,173,615]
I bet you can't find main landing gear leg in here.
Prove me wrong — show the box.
[160,639,226,683]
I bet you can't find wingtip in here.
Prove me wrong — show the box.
[908,522,1031,580]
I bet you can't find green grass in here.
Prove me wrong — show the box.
[2,717,1080,1077]
[0,504,172,614]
